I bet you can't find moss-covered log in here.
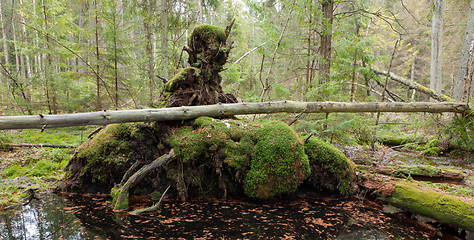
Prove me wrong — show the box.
[357,165,465,182]
[378,180,474,231]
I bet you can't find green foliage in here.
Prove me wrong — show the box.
[2,159,68,179]
[169,117,310,199]
[292,114,374,145]
[444,114,474,155]
[0,133,12,151]
[304,136,355,195]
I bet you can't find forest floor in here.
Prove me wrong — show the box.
[0,116,472,232]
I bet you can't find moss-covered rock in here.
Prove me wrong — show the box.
[378,180,474,231]
[303,137,356,195]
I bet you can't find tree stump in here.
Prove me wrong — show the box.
[163,24,237,107]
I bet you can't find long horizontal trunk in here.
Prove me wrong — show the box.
[0,101,469,130]
[372,68,454,102]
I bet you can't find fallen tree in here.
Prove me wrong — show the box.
[372,68,455,102]
[0,101,469,130]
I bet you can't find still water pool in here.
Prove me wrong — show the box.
[0,193,468,239]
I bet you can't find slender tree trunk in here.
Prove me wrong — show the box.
[196,0,203,24]
[453,0,474,101]
[161,0,169,80]
[19,0,32,81]
[0,0,10,106]
[95,0,101,111]
[42,0,57,114]
[319,0,334,85]
[144,0,155,105]
[305,3,312,92]
[430,0,443,102]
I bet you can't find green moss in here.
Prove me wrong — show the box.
[169,117,310,199]
[379,180,474,231]
[423,147,440,156]
[164,67,197,92]
[188,24,226,47]
[75,124,136,183]
[304,137,355,195]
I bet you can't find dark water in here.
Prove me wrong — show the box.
[1,193,468,240]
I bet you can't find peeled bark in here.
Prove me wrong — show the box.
[0,101,469,130]
[372,68,455,102]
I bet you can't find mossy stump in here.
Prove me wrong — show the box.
[163,24,237,107]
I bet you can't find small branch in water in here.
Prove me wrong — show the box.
[130,185,171,215]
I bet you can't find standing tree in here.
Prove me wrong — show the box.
[453,0,474,101]
[430,0,443,101]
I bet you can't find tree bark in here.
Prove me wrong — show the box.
[430,0,443,101]
[319,0,334,85]
[0,101,468,130]
[42,0,57,114]
[372,68,454,102]
[160,0,169,80]
[144,0,155,106]
[453,0,474,101]
[94,0,102,111]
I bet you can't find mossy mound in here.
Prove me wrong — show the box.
[62,123,167,193]
[303,137,356,195]
[169,117,311,199]
[63,117,358,200]
[378,180,474,231]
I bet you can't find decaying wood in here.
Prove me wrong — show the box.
[114,150,175,211]
[6,143,76,148]
[372,68,455,102]
[0,101,469,130]
[130,185,170,215]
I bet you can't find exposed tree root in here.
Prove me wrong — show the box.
[113,150,176,211]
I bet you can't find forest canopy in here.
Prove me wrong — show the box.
[0,0,473,115]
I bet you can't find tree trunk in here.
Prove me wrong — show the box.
[372,68,454,102]
[95,0,101,111]
[144,0,155,106]
[196,0,203,24]
[319,0,334,86]
[0,101,468,130]
[430,0,443,101]
[453,0,474,101]
[160,0,169,80]
[42,0,57,114]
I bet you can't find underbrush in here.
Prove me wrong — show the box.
[0,126,92,208]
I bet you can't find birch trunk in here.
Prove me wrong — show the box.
[0,101,468,130]
[430,0,443,101]
[453,0,474,101]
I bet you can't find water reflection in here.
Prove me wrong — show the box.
[0,193,458,239]
[0,193,102,240]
